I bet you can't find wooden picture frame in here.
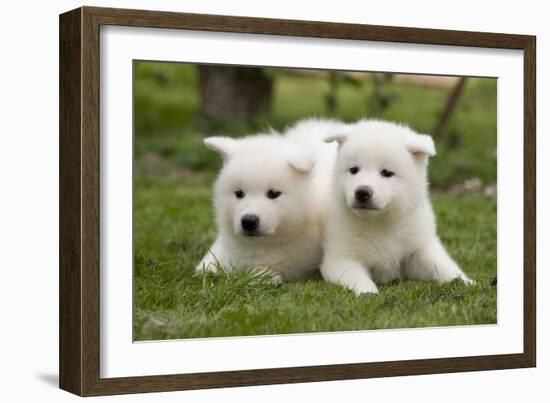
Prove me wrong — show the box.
[59,6,536,396]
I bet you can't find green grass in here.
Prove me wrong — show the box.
[133,62,497,341]
[134,175,496,341]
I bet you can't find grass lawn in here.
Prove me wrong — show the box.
[134,175,497,341]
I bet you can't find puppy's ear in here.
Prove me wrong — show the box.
[286,146,316,173]
[324,124,352,145]
[324,132,349,145]
[406,134,436,158]
[204,136,237,160]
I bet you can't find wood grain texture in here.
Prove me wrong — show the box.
[59,6,537,396]
[81,6,102,396]
[523,38,536,367]
[85,354,531,396]
[59,7,83,396]
[86,6,532,49]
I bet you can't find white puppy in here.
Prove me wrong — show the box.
[197,119,342,281]
[321,120,473,294]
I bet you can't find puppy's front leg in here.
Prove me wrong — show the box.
[321,256,378,295]
[196,237,228,274]
[406,237,474,285]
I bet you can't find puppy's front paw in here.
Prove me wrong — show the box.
[322,260,379,295]
[338,269,379,295]
[195,259,220,274]
[350,278,379,295]
[440,269,476,286]
[248,266,283,285]
[460,275,476,286]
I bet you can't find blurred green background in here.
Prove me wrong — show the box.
[134,62,497,188]
[133,61,497,341]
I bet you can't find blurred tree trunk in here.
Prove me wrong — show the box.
[432,77,468,139]
[198,66,273,122]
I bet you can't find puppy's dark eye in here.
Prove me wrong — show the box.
[349,166,360,175]
[380,169,395,178]
[267,189,282,199]
[235,190,245,199]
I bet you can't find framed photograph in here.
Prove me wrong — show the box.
[59,6,536,396]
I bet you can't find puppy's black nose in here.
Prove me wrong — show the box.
[355,186,373,203]
[241,214,260,232]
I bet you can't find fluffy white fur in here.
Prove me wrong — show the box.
[321,120,473,294]
[196,119,342,281]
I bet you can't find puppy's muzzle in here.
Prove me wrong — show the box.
[241,214,260,235]
[355,186,373,203]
